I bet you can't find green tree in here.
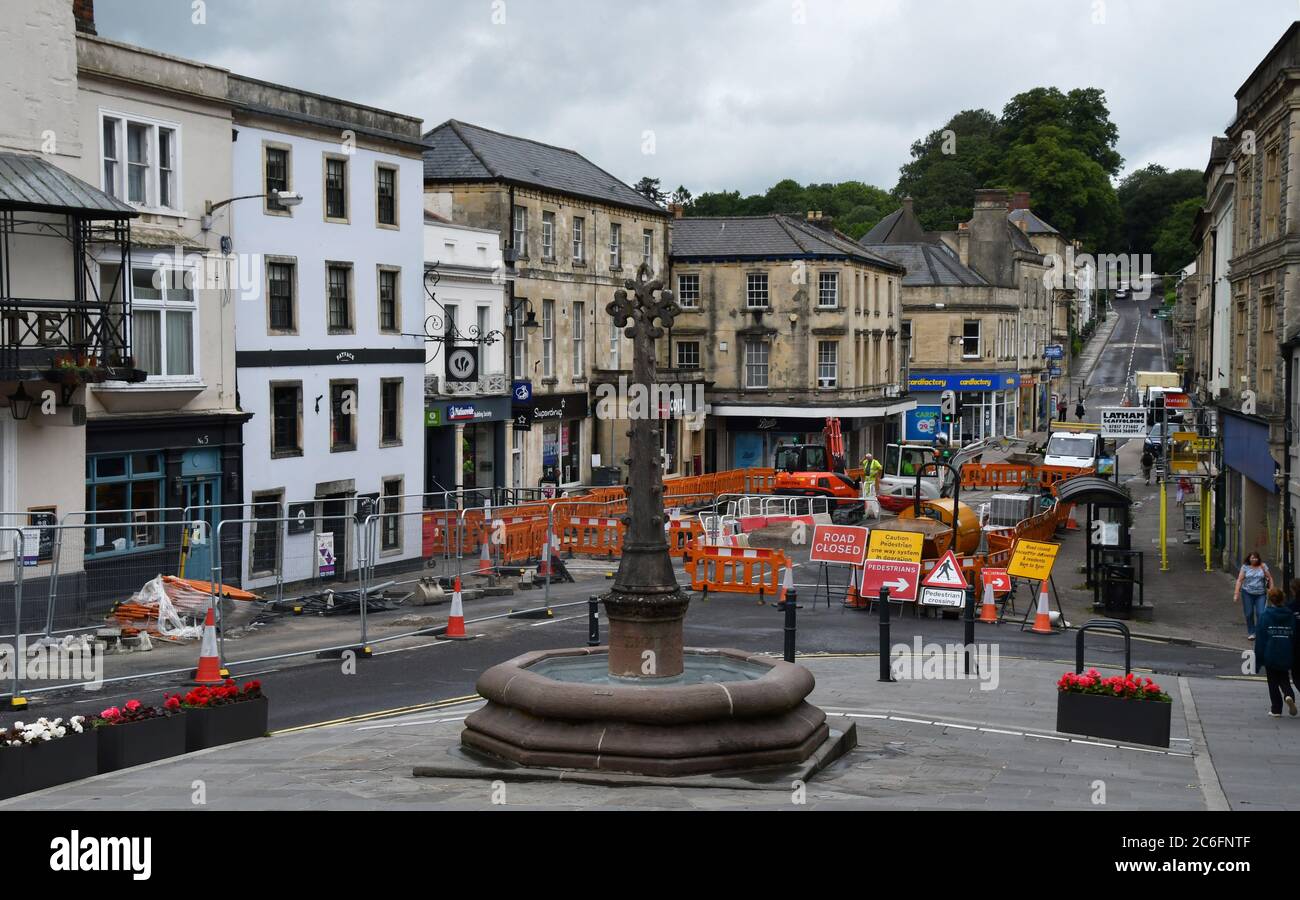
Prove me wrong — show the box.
[1151,196,1201,274]
[1117,164,1203,254]
[633,176,666,206]
[998,126,1121,250]
[895,108,1002,231]
[1000,86,1123,176]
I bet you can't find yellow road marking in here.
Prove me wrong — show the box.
[270,693,481,735]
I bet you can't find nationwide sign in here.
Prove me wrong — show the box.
[860,560,920,602]
[809,524,869,566]
[1100,407,1148,439]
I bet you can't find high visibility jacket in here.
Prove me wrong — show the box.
[862,458,883,480]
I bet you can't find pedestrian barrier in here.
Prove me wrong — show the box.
[667,518,705,557]
[556,515,624,558]
[683,545,789,596]
[960,463,1094,490]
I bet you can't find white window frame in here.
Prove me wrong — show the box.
[643,229,653,265]
[746,272,769,309]
[676,340,700,369]
[512,206,528,257]
[745,340,769,389]
[572,301,585,377]
[572,217,585,263]
[818,271,839,308]
[98,110,183,214]
[609,314,621,369]
[609,223,622,269]
[542,212,556,260]
[962,320,981,360]
[542,299,555,378]
[677,273,700,308]
[817,340,838,388]
[104,256,200,384]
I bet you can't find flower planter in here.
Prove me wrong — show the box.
[0,731,98,800]
[1056,690,1171,747]
[184,697,269,752]
[96,713,186,773]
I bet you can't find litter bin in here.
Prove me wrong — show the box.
[1100,563,1134,618]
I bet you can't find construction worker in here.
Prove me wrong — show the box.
[861,452,883,483]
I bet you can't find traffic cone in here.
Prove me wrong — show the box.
[477,534,493,575]
[444,577,471,640]
[1065,505,1079,531]
[537,532,552,578]
[979,581,999,624]
[843,566,867,610]
[778,564,793,608]
[194,605,223,684]
[1030,579,1054,634]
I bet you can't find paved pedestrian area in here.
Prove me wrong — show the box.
[5,653,1293,810]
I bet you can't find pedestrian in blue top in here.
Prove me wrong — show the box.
[1234,552,1274,640]
[1256,588,1297,717]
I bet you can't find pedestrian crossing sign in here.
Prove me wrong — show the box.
[922,549,968,589]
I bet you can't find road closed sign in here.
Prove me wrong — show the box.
[866,528,925,564]
[809,524,869,566]
[1100,407,1148,439]
[1007,539,1061,581]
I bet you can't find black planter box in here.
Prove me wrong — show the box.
[96,714,187,773]
[1056,690,1172,747]
[0,730,99,800]
[184,697,269,752]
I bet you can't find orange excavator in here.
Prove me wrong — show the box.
[773,418,861,510]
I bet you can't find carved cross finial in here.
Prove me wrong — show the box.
[607,262,678,342]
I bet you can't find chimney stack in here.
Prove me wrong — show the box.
[667,202,684,219]
[73,0,96,34]
[1009,191,1031,211]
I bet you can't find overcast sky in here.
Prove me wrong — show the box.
[97,0,1294,196]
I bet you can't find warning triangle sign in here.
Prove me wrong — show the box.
[922,549,968,590]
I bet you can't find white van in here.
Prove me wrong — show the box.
[1043,431,1101,469]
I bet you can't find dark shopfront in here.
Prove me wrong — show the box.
[81,411,248,621]
[721,413,901,471]
[424,395,510,502]
[531,392,589,487]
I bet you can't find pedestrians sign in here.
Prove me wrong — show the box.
[866,528,925,564]
[809,524,869,566]
[920,587,965,608]
[860,560,920,602]
[922,549,968,589]
[1100,407,1147,439]
[981,567,1011,595]
[1007,539,1060,580]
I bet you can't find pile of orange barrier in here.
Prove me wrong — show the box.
[684,545,789,597]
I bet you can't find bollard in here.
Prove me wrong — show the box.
[783,587,797,663]
[587,595,600,647]
[878,585,892,683]
[964,585,976,675]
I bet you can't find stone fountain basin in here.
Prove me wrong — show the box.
[461,647,829,776]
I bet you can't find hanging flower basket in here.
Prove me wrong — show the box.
[171,680,269,751]
[93,699,186,773]
[1055,669,1172,747]
[0,717,97,799]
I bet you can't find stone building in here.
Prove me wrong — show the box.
[862,191,1050,443]
[669,213,914,471]
[1214,22,1300,576]
[422,121,672,490]
[1190,136,1234,407]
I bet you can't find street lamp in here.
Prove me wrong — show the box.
[200,190,303,231]
[7,384,32,421]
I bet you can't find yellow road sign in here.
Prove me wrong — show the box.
[866,528,925,564]
[1008,539,1060,581]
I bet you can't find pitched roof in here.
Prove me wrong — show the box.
[860,241,987,287]
[422,120,665,215]
[860,200,934,244]
[670,214,905,271]
[1007,207,1059,235]
[0,152,135,218]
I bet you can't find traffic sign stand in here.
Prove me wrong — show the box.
[1016,573,1067,633]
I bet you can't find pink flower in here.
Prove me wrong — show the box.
[124,700,141,712]
[100,707,121,720]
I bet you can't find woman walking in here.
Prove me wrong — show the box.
[1256,588,1297,717]
[1235,552,1275,640]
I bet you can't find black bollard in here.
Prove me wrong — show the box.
[878,585,892,682]
[783,587,798,663]
[587,595,600,647]
[963,585,976,675]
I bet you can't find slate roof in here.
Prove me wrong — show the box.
[0,152,135,218]
[670,215,905,272]
[861,241,988,287]
[1007,207,1059,235]
[861,202,934,244]
[422,120,665,215]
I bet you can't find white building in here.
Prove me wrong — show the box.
[422,215,509,500]
[227,76,426,588]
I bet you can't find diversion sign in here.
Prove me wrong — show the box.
[1100,407,1148,439]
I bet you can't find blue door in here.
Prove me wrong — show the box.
[183,477,221,580]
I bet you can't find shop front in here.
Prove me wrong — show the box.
[526,392,590,490]
[906,371,1020,444]
[714,399,913,472]
[424,395,510,499]
[1218,408,1276,569]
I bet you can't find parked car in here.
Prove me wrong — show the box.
[1144,422,1169,457]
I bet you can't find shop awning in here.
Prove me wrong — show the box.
[711,399,916,419]
[1221,410,1276,493]
[0,151,136,219]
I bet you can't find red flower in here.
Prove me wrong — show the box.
[164,696,181,711]
[125,699,141,712]
[100,707,121,720]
